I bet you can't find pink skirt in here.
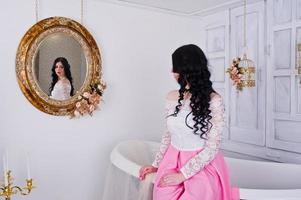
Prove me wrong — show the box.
[153,145,240,200]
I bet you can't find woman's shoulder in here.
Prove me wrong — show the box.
[210,92,222,101]
[166,90,179,102]
[165,90,222,101]
[164,90,179,109]
[209,92,223,108]
[165,90,193,110]
[60,78,71,85]
[164,90,222,108]
[56,79,71,87]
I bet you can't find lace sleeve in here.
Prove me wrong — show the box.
[151,101,172,168]
[62,82,71,99]
[180,95,226,179]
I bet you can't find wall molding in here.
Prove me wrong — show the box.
[96,0,263,18]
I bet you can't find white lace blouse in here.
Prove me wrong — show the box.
[152,94,226,179]
[50,80,72,101]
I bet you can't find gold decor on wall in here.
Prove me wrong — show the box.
[16,17,106,116]
[238,54,256,87]
[226,55,256,92]
[0,170,34,200]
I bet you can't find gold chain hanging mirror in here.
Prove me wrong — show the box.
[227,0,256,91]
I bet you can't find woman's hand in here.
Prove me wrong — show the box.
[139,165,158,180]
[159,172,186,187]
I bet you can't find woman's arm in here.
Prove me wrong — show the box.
[152,99,172,167]
[62,80,72,99]
[180,95,226,179]
[152,130,171,167]
[140,129,170,180]
[139,97,172,180]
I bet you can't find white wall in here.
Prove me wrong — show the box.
[0,1,202,199]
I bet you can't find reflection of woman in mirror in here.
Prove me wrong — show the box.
[49,57,74,100]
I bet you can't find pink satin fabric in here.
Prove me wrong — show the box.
[153,145,240,200]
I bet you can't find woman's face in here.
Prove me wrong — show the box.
[55,61,65,78]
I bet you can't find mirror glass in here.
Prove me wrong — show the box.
[33,33,87,101]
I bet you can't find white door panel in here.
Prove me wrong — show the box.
[273,0,292,25]
[298,0,301,20]
[274,29,291,69]
[267,0,301,154]
[229,1,265,146]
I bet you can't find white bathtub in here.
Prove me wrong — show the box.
[105,140,301,200]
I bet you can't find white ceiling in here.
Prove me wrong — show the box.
[98,0,255,16]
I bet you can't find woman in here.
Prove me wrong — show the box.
[49,57,74,100]
[139,44,239,200]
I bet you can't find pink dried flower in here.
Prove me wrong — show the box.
[83,92,91,98]
[89,105,95,113]
[89,92,100,105]
[74,110,80,117]
[77,99,89,115]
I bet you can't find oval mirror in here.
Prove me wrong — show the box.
[16,17,105,116]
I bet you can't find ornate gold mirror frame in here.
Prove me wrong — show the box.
[16,17,105,116]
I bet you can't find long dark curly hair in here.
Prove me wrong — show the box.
[170,44,216,139]
[49,57,74,96]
